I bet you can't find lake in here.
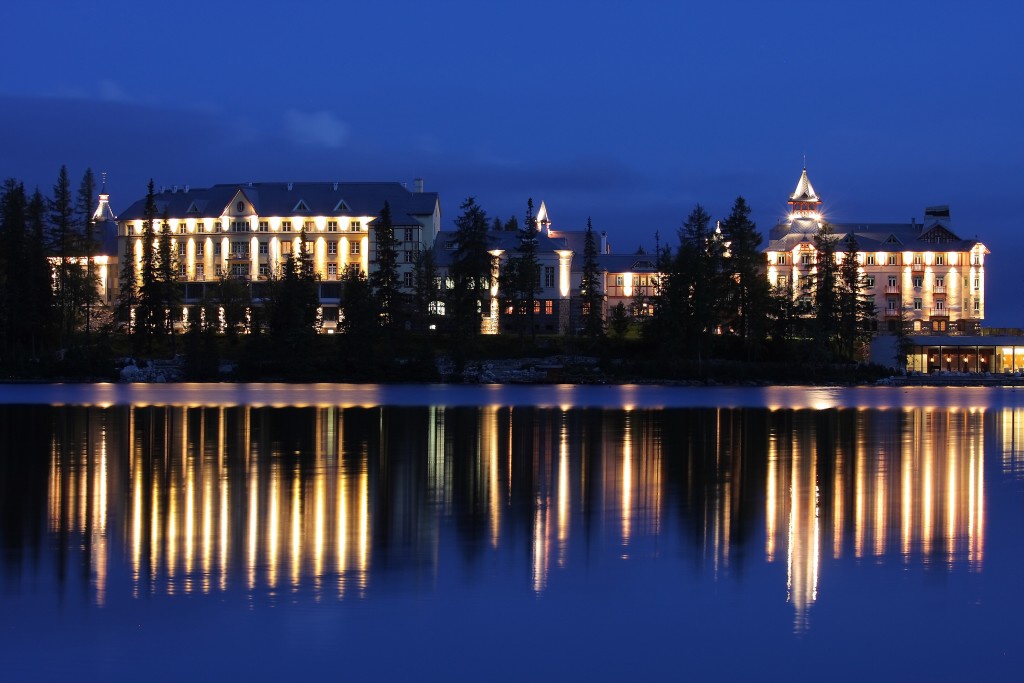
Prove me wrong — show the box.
[2,384,1024,680]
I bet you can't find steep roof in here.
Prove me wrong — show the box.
[118,182,439,226]
[789,168,820,204]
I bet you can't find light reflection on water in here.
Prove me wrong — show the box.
[4,387,1024,677]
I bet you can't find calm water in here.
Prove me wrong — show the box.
[2,384,1024,680]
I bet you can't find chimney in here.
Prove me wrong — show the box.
[414,178,424,193]
[600,231,608,254]
[287,182,293,191]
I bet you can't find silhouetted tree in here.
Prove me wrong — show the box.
[579,217,604,339]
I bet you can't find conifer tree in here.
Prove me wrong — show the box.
[157,208,180,342]
[137,180,159,347]
[812,222,840,357]
[25,189,54,359]
[412,247,438,332]
[579,217,604,338]
[720,196,768,356]
[837,233,875,360]
[76,168,98,338]
[500,198,540,340]
[448,197,492,338]
[48,165,78,344]
[369,201,400,329]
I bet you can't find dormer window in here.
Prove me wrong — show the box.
[237,201,244,212]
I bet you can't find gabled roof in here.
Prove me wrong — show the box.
[789,168,820,204]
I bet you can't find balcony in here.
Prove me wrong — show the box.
[884,285,900,294]
[911,262,924,272]
[884,308,901,318]
[933,286,947,295]
[929,308,949,317]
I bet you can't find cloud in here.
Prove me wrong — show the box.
[283,109,350,148]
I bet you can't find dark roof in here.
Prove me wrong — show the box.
[767,219,983,253]
[431,230,570,267]
[119,182,439,226]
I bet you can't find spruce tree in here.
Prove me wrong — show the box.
[448,197,492,339]
[369,201,400,329]
[412,247,438,332]
[837,233,875,360]
[579,217,604,338]
[76,168,98,338]
[25,189,53,359]
[157,208,179,343]
[48,165,78,344]
[500,198,540,340]
[812,222,840,358]
[137,180,159,347]
[720,196,768,357]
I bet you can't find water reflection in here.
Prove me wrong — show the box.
[1,402,991,633]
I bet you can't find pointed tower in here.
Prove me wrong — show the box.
[93,172,116,222]
[788,167,821,221]
[536,201,551,234]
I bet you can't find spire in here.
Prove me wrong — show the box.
[536,200,551,234]
[789,167,819,204]
[93,171,116,222]
[787,166,822,221]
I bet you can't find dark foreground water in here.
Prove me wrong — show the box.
[2,384,1024,680]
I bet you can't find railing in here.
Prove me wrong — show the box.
[933,286,946,295]
[885,285,900,294]
[929,308,949,317]
[912,263,924,272]
[884,308,901,317]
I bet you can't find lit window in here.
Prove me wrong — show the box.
[545,300,553,315]
[328,263,337,277]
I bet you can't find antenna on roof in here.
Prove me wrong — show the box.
[802,153,806,169]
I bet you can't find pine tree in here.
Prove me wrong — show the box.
[448,197,492,339]
[720,196,768,357]
[76,168,98,338]
[137,180,160,347]
[500,198,540,340]
[48,165,78,344]
[812,222,840,358]
[157,208,180,343]
[25,189,54,359]
[411,248,438,332]
[680,204,727,365]
[579,217,604,338]
[369,201,400,329]
[837,233,875,360]
[116,224,139,336]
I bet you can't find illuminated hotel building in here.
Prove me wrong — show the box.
[765,168,989,334]
[116,181,441,330]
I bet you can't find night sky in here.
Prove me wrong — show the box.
[3,0,1022,323]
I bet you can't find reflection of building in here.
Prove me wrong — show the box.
[766,168,989,333]
[117,181,441,330]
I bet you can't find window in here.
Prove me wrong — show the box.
[936,276,944,287]
[303,220,315,232]
[215,264,222,276]
[616,275,624,287]
[351,242,361,255]
[914,298,922,310]
[177,223,186,234]
[328,263,337,277]
[281,220,292,232]
[231,263,249,277]
[888,254,897,265]
[215,221,223,233]
[545,300,553,315]
[429,300,445,316]
[350,220,362,232]
[866,254,875,265]
[974,299,980,312]
[282,242,291,254]
[259,264,270,277]
[231,241,249,255]
[913,255,922,265]
[259,243,268,255]
[196,263,204,278]
[778,275,788,287]
[328,241,338,255]
[231,220,248,232]
[913,276,922,288]
[404,271,413,288]
[178,264,186,277]
[936,300,945,311]
[444,240,456,250]
[888,276,897,287]
[544,266,555,288]
[865,276,875,288]
[888,300,897,310]
[800,253,811,265]
[974,278,980,290]
[404,228,415,242]
[258,221,269,232]
[236,201,244,212]
[197,222,207,233]
[534,301,541,314]
[404,251,416,263]
[196,243,204,256]
[776,254,787,265]
[328,220,338,232]
[178,243,186,256]
[214,243,221,255]
[935,254,945,266]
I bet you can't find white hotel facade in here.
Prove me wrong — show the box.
[766,168,989,334]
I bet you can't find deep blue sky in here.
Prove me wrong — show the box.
[3,0,1022,323]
